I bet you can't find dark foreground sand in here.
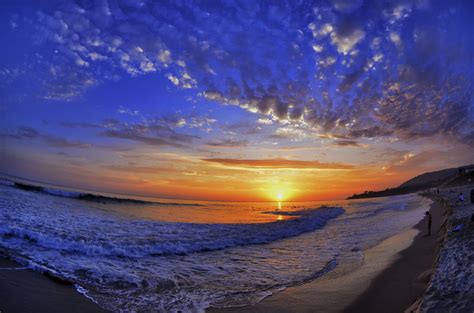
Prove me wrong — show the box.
[0,198,442,313]
[0,257,107,313]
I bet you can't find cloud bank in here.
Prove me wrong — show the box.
[202,158,354,170]
[4,0,474,146]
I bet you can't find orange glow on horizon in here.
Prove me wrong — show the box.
[68,165,416,202]
[5,148,457,202]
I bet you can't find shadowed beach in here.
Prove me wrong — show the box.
[0,257,107,313]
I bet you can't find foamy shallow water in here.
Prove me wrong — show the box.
[0,180,431,312]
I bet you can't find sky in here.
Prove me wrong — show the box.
[1,0,473,201]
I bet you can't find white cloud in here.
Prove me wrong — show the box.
[88,52,107,61]
[330,29,365,55]
[158,50,172,64]
[312,44,323,52]
[166,74,180,86]
[389,32,402,48]
[258,118,273,125]
[75,57,89,67]
[319,56,336,67]
[320,23,334,36]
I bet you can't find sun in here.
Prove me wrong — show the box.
[265,184,293,202]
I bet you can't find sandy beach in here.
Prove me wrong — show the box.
[1,187,471,312]
[210,198,442,313]
[345,195,442,313]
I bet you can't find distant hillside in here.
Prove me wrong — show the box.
[399,167,459,188]
[347,164,474,200]
[442,171,474,188]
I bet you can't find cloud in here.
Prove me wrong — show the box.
[348,126,393,139]
[101,129,183,147]
[102,165,178,174]
[4,0,472,146]
[58,112,216,148]
[383,147,474,175]
[201,158,354,170]
[101,122,199,148]
[221,121,262,136]
[330,28,365,55]
[60,121,101,129]
[268,125,308,141]
[206,139,248,147]
[1,127,91,148]
[331,140,365,147]
[117,106,140,117]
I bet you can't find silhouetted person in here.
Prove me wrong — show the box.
[457,192,465,203]
[425,211,432,236]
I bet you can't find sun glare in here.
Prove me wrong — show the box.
[265,183,293,202]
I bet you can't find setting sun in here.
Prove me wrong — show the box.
[277,193,283,201]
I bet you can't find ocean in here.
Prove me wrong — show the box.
[0,177,432,312]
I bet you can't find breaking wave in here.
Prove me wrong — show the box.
[0,206,344,258]
[8,181,198,206]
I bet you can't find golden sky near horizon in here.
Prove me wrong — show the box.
[1,1,473,201]
[3,142,473,202]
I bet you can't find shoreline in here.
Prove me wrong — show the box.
[343,193,442,312]
[0,193,449,313]
[210,195,442,313]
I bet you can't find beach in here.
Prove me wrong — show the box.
[1,184,472,312]
[414,187,474,312]
[211,198,443,313]
[0,256,106,313]
[0,198,442,313]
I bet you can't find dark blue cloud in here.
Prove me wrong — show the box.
[1,126,91,148]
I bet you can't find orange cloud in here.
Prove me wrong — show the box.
[201,158,354,170]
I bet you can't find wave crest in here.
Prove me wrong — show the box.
[5,181,198,206]
[1,206,344,258]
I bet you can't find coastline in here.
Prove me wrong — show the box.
[210,196,442,313]
[1,189,469,312]
[344,193,442,312]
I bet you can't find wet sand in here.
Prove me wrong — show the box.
[211,198,442,313]
[0,257,107,313]
[345,196,442,313]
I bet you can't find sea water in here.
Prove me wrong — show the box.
[0,177,431,312]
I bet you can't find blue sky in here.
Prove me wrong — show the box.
[1,0,473,200]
